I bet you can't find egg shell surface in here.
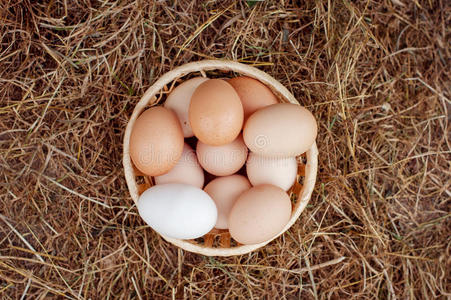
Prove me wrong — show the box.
[246,152,298,191]
[197,134,248,176]
[228,184,292,245]
[243,103,317,157]
[204,175,251,229]
[130,107,184,176]
[137,183,217,240]
[154,143,205,188]
[228,76,278,121]
[189,79,243,146]
[164,77,209,137]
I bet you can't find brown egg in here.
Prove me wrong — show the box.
[228,76,278,121]
[164,77,209,137]
[189,79,243,146]
[130,107,184,176]
[243,103,317,157]
[196,134,248,176]
[228,184,292,245]
[204,175,251,229]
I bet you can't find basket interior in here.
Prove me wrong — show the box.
[129,68,309,250]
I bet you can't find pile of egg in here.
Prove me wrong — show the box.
[130,76,317,245]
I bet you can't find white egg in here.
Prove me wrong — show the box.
[137,183,217,239]
[246,152,298,191]
[164,77,209,137]
[154,143,205,188]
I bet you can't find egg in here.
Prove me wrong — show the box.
[137,183,217,239]
[243,103,317,157]
[197,134,248,176]
[164,77,209,137]
[228,76,278,121]
[229,184,292,245]
[154,143,204,188]
[246,152,297,191]
[204,175,251,229]
[130,107,184,176]
[189,79,243,146]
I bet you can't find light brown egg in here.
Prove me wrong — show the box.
[228,184,292,245]
[189,79,243,146]
[164,77,209,137]
[228,76,278,121]
[196,134,248,176]
[246,152,298,191]
[204,175,251,229]
[154,143,204,188]
[243,103,317,157]
[129,107,184,176]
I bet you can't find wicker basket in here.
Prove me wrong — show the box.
[123,60,318,256]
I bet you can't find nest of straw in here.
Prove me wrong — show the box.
[0,0,449,299]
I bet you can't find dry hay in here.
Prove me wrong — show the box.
[0,0,450,299]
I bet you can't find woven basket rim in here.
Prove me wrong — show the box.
[123,60,318,256]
